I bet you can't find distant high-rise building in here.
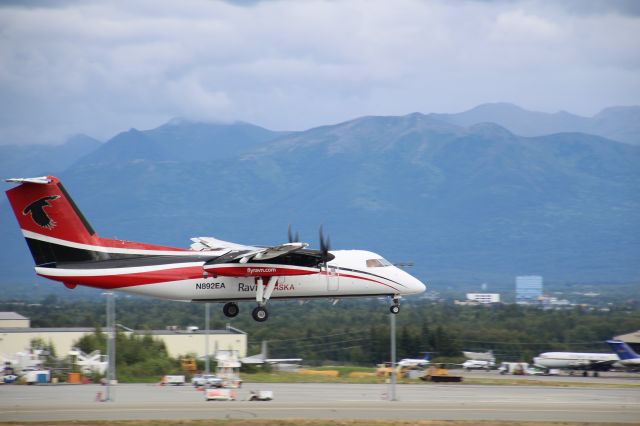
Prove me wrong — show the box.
[515,275,543,304]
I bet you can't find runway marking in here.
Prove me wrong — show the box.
[4,406,639,414]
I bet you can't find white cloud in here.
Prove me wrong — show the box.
[0,0,638,144]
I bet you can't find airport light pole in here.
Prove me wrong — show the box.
[103,292,116,402]
[390,311,397,401]
[205,302,210,375]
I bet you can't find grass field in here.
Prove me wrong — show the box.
[237,370,640,388]
[1,420,637,426]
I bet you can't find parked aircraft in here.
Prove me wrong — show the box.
[606,340,640,367]
[5,176,426,322]
[462,350,494,362]
[240,341,302,365]
[462,359,494,370]
[398,353,431,368]
[533,351,618,372]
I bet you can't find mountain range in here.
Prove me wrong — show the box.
[0,104,638,292]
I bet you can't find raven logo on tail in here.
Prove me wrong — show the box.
[23,196,60,229]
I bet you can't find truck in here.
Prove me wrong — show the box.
[23,369,50,384]
[498,362,529,375]
[191,374,222,388]
[420,364,463,382]
[161,375,185,386]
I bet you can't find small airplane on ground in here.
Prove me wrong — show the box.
[240,341,302,365]
[5,176,426,322]
[533,350,618,372]
[606,340,640,368]
[397,353,431,368]
[462,359,494,370]
[462,350,494,362]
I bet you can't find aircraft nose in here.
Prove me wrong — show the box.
[411,276,427,294]
[399,270,426,294]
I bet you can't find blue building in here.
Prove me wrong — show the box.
[515,276,543,304]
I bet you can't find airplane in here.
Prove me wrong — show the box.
[462,350,494,362]
[462,359,494,370]
[606,340,640,367]
[397,353,431,368]
[240,341,302,365]
[533,350,618,372]
[5,176,426,322]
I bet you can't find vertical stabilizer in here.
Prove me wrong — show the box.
[5,176,102,265]
[607,340,640,360]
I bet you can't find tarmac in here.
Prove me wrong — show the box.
[2,374,640,424]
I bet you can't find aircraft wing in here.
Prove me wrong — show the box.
[566,359,617,370]
[235,242,309,263]
[240,355,302,365]
[191,238,308,262]
[190,237,258,252]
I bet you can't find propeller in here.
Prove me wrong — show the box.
[319,225,331,265]
[287,224,300,243]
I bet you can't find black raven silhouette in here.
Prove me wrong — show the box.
[22,195,60,229]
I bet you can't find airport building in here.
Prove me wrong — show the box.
[515,275,543,304]
[0,312,30,328]
[614,329,640,353]
[0,312,247,361]
[466,293,501,304]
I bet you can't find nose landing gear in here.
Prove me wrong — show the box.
[390,295,401,314]
[251,276,277,322]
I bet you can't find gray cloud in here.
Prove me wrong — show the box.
[0,0,638,144]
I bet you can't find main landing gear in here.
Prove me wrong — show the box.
[252,276,277,322]
[223,302,239,318]
[389,295,401,314]
[252,306,268,322]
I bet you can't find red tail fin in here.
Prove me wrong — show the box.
[6,176,187,266]
[6,176,98,245]
[7,176,98,244]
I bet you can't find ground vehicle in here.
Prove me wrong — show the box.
[248,390,273,401]
[498,362,528,375]
[204,387,236,401]
[420,365,462,382]
[191,374,222,387]
[161,375,185,385]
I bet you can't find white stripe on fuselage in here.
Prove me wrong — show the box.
[35,262,204,277]
[22,230,227,257]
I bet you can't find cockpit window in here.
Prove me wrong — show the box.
[366,258,392,267]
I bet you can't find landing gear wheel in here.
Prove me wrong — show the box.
[390,305,400,314]
[223,302,239,318]
[252,306,269,322]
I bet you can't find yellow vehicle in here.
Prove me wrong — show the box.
[421,364,462,382]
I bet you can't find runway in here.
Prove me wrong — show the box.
[1,382,639,423]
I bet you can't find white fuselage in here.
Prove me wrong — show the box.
[94,249,426,302]
[533,352,618,369]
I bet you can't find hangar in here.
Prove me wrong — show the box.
[0,312,247,361]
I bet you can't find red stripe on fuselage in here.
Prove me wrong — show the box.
[37,266,204,289]
[322,270,401,292]
[205,265,316,277]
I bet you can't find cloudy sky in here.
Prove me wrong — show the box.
[1,0,639,144]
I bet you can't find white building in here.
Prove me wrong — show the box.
[466,293,501,304]
[0,313,247,361]
[0,312,30,328]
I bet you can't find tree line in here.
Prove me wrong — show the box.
[3,295,639,366]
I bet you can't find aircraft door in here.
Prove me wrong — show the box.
[326,265,339,291]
